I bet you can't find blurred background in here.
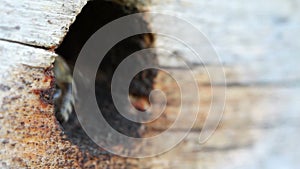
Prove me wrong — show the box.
[138,0,300,168]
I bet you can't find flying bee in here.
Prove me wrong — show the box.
[53,55,76,123]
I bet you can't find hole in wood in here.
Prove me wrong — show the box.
[54,0,158,156]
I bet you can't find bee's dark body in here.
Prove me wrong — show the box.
[53,56,75,123]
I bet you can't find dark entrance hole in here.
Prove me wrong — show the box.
[55,0,158,156]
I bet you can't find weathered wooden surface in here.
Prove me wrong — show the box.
[0,0,87,47]
[139,70,300,169]
[0,40,85,168]
[0,0,86,167]
[1,0,300,168]
[138,0,300,168]
[151,0,300,84]
[0,0,137,168]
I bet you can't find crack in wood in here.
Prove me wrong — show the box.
[0,38,50,51]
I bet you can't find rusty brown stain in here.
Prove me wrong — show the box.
[48,45,57,52]
[31,66,56,108]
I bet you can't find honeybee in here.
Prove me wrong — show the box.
[53,56,75,123]
[53,54,156,124]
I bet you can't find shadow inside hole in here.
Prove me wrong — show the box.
[55,0,158,156]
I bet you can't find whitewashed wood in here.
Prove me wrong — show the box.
[0,40,56,69]
[150,0,300,84]
[141,0,300,168]
[142,82,300,169]
[0,40,57,103]
[0,0,87,48]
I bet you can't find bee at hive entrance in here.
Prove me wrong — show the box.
[53,56,75,123]
[54,0,158,156]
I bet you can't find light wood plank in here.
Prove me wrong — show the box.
[0,0,87,47]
